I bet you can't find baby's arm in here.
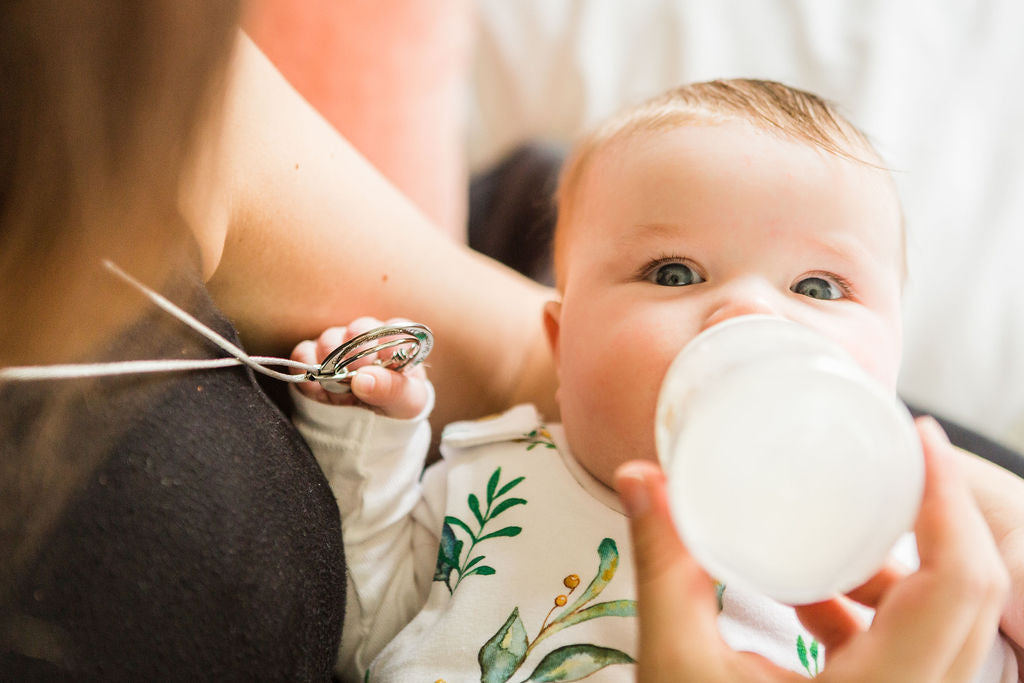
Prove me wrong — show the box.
[290,318,437,680]
[956,447,1024,666]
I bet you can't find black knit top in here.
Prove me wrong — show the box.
[0,268,344,680]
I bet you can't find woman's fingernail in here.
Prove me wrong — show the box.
[918,415,948,443]
[615,465,651,517]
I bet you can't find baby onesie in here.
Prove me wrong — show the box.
[292,397,1017,683]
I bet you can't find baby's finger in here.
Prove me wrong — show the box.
[343,316,385,341]
[291,339,329,402]
[309,329,362,405]
[315,326,348,364]
[291,339,318,367]
[340,317,388,369]
[350,365,430,419]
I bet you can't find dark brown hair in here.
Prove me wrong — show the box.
[0,0,241,598]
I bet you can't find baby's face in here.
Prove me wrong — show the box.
[546,122,905,487]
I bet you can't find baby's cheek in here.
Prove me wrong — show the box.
[844,332,902,391]
[873,354,901,391]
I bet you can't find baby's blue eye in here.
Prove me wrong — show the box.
[792,276,842,300]
[650,262,703,287]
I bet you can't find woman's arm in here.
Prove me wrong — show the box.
[243,0,473,238]
[202,34,558,431]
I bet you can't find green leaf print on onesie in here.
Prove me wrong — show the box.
[434,466,526,594]
[477,538,637,682]
[796,634,822,677]
[521,427,557,450]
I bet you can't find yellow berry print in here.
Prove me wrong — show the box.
[478,538,636,682]
[521,426,556,450]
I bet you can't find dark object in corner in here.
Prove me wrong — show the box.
[907,404,1024,479]
[468,142,564,287]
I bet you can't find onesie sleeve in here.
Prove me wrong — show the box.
[289,383,438,681]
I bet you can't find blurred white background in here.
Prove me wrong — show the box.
[467,0,1024,451]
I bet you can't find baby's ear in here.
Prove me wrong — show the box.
[542,300,562,363]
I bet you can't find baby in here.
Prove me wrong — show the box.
[292,80,1020,681]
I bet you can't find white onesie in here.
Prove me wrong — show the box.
[291,394,1017,683]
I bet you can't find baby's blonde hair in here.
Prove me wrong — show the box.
[553,78,899,288]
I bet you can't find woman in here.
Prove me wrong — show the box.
[3,2,1017,680]
[0,1,552,678]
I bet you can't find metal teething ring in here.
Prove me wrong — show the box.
[308,323,433,393]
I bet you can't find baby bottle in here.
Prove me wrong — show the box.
[654,315,923,604]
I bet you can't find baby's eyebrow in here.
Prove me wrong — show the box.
[617,222,691,246]
[803,233,873,267]
[619,222,879,273]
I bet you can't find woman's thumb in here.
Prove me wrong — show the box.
[614,460,721,655]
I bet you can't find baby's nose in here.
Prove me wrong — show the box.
[700,291,780,333]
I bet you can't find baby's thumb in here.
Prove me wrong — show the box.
[350,366,429,419]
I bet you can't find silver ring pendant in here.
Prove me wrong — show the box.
[308,323,434,393]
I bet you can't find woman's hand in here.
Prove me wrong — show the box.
[614,416,1010,682]
[291,316,430,419]
[953,439,1024,667]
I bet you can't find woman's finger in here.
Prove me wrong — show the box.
[794,562,907,660]
[614,460,729,681]
[794,597,865,657]
[831,417,1008,681]
[912,419,1010,683]
[616,461,814,682]
[843,562,907,609]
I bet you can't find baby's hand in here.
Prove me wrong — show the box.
[290,316,430,420]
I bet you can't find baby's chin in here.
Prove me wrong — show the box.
[579,444,659,491]
[559,412,659,487]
